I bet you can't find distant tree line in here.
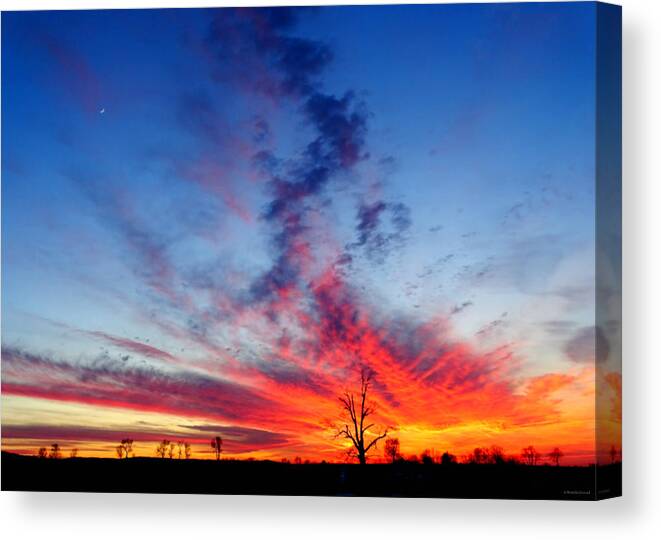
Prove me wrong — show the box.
[32,438,621,466]
[379,441,571,466]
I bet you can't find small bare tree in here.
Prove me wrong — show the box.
[211,436,223,461]
[335,367,389,465]
[521,445,541,466]
[168,441,177,459]
[37,447,48,458]
[184,442,192,459]
[117,438,133,459]
[489,445,505,464]
[69,448,78,458]
[116,445,124,459]
[156,439,169,458]
[469,447,490,464]
[177,441,185,459]
[384,437,400,463]
[49,443,62,459]
[549,447,564,466]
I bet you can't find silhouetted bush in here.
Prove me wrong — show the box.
[440,451,457,465]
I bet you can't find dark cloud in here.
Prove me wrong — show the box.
[1,425,174,444]
[349,199,412,263]
[542,319,578,336]
[203,8,372,305]
[2,423,290,454]
[476,312,508,338]
[564,325,609,364]
[85,330,179,364]
[551,285,593,310]
[501,185,573,228]
[450,301,474,315]
[252,116,271,144]
[180,424,289,452]
[355,200,387,244]
[205,7,331,98]
[303,91,368,169]
[247,357,332,396]
[2,346,278,424]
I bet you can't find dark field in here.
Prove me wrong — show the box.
[1,452,621,500]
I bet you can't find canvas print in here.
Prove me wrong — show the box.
[1,2,621,499]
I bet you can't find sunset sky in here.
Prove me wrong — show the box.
[2,4,620,464]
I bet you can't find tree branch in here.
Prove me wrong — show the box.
[364,430,389,454]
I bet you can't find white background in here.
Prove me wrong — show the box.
[0,0,659,538]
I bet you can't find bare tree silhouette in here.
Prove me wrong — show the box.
[116,445,124,458]
[469,447,490,464]
[37,447,47,458]
[176,441,185,459]
[69,448,78,458]
[168,441,177,459]
[211,436,223,461]
[184,442,192,459]
[521,445,541,466]
[49,443,61,459]
[609,445,620,464]
[384,437,400,463]
[156,439,170,458]
[549,447,564,466]
[335,367,389,465]
[117,438,133,459]
[489,445,505,465]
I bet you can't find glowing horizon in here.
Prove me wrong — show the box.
[1,5,621,467]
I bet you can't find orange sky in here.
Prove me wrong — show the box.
[1,268,621,465]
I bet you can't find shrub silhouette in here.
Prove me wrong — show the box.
[420,449,434,465]
[117,439,133,459]
[49,443,61,459]
[549,447,564,466]
[440,451,457,465]
[489,445,505,465]
[384,437,400,463]
[156,440,170,458]
[521,445,541,465]
[469,447,490,464]
[211,436,223,460]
